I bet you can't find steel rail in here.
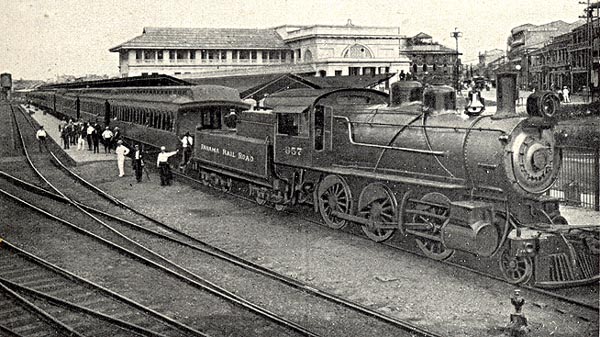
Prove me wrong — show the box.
[0,281,84,337]
[10,105,321,337]
[0,238,207,337]
[0,277,168,337]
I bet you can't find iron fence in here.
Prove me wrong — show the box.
[548,146,600,211]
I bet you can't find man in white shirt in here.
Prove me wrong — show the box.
[180,131,194,168]
[157,146,179,186]
[115,140,130,177]
[562,86,570,103]
[101,127,114,154]
[35,126,47,153]
[86,123,95,151]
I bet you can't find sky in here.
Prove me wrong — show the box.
[0,0,586,80]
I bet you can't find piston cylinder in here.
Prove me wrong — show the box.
[442,201,498,257]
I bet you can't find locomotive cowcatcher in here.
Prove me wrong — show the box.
[188,73,599,288]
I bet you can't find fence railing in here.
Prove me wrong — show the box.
[548,146,600,211]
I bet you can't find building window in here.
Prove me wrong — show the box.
[319,70,326,77]
[304,50,313,62]
[176,50,186,60]
[239,50,249,61]
[335,70,342,76]
[297,49,301,61]
[349,67,360,76]
[343,44,373,58]
[169,50,176,60]
[290,51,294,62]
[413,64,418,73]
[251,50,257,62]
[136,50,142,60]
[221,50,227,62]
[423,64,428,72]
[190,50,196,59]
[157,50,163,60]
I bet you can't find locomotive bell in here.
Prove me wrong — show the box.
[423,85,456,113]
[464,90,485,116]
[390,81,423,106]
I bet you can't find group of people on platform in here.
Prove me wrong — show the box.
[35,120,193,187]
[57,118,122,153]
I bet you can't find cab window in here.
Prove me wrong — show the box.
[277,111,308,137]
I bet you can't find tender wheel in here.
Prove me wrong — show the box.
[317,175,353,229]
[499,248,533,284]
[411,192,454,261]
[358,183,397,242]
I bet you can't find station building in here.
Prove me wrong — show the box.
[110,23,411,78]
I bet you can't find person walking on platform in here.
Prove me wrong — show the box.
[36,126,47,153]
[180,131,194,169]
[86,123,95,151]
[157,146,178,186]
[131,145,144,183]
[115,140,130,177]
[101,127,113,153]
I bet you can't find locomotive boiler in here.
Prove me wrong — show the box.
[189,73,598,288]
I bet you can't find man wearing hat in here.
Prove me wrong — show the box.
[156,146,179,186]
[115,140,130,177]
[131,144,144,183]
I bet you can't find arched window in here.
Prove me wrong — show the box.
[413,63,418,73]
[343,44,373,58]
[423,64,428,72]
[304,49,313,62]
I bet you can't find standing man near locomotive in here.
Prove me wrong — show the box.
[131,144,144,183]
[157,146,178,186]
[180,131,193,169]
[115,140,130,177]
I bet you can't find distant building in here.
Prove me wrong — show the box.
[477,49,506,79]
[400,32,459,85]
[109,23,411,78]
[506,20,583,88]
[527,14,599,94]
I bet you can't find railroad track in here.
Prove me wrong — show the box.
[0,239,199,337]
[5,103,446,336]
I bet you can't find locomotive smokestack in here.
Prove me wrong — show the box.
[493,72,518,119]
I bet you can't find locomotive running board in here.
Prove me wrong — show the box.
[314,166,467,190]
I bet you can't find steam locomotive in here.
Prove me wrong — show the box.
[189,73,599,288]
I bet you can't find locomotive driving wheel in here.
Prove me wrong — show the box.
[499,247,533,284]
[317,175,353,229]
[411,192,454,261]
[358,183,397,242]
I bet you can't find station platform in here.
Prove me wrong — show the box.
[22,105,115,165]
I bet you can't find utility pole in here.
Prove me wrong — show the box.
[451,27,463,91]
[579,0,596,101]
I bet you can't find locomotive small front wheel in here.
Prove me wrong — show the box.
[499,249,533,284]
[317,175,353,230]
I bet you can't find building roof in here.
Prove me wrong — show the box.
[413,32,432,39]
[110,27,288,52]
[40,74,192,89]
[303,74,394,89]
